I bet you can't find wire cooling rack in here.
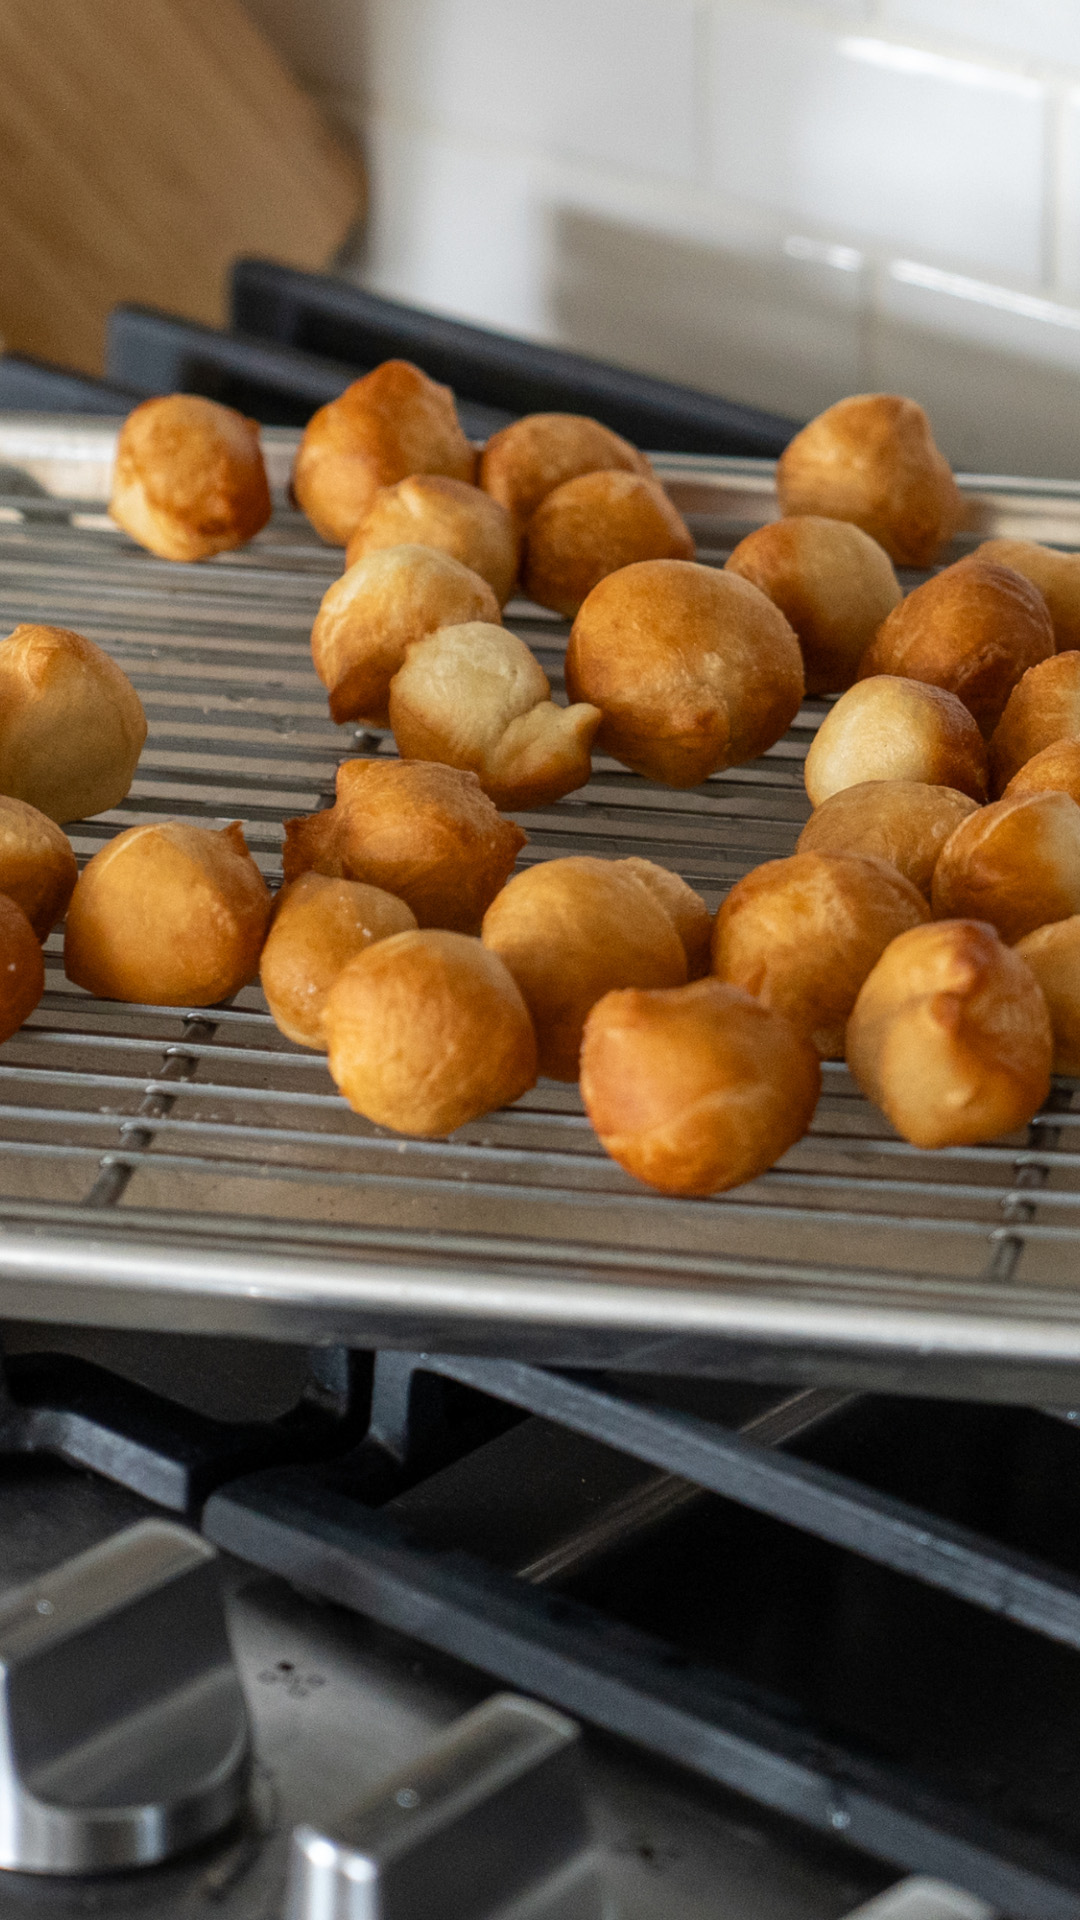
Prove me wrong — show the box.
[0,421,1077,1400]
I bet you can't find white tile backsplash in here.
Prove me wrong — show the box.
[547,207,869,422]
[868,311,1080,478]
[881,258,1080,373]
[707,5,1046,281]
[877,0,1080,71]
[242,0,1080,478]
[360,0,700,183]
[1054,90,1080,296]
[347,112,548,339]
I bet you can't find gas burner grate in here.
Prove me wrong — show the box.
[202,1355,1080,1920]
[8,1325,1080,1910]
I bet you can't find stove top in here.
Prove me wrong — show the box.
[0,1321,1077,1917]
[0,1329,886,1919]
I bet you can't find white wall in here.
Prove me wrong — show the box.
[244,0,1080,476]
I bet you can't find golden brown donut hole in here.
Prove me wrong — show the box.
[846,919,1051,1148]
[803,676,988,808]
[988,651,1080,794]
[479,413,650,529]
[1014,916,1080,1075]
[283,758,526,934]
[712,850,929,1058]
[0,625,147,826]
[1004,738,1080,808]
[310,545,500,726]
[522,471,694,618]
[796,780,979,899]
[931,789,1080,943]
[109,394,272,562]
[345,475,519,607]
[776,392,961,567]
[565,560,804,788]
[618,858,713,978]
[480,855,689,1081]
[580,978,821,1196]
[0,895,45,1044]
[64,821,271,1006]
[323,930,537,1136]
[859,559,1054,738]
[292,361,475,547]
[725,515,900,695]
[973,538,1080,653]
[259,873,417,1050]
[0,796,77,940]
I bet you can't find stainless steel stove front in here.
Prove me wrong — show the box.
[0,1428,888,1919]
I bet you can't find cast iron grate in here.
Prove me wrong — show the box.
[201,1354,1080,1920]
[10,1322,1080,1911]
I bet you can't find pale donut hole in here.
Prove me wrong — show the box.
[803,676,988,809]
[846,919,1051,1149]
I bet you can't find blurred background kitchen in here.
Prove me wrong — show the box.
[4,0,1080,475]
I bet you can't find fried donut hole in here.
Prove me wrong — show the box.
[389,622,601,809]
[989,652,1080,794]
[481,855,691,1081]
[0,896,45,1044]
[522,471,694,619]
[283,759,525,934]
[618,857,713,978]
[0,796,77,939]
[974,538,1080,653]
[1005,739,1080,808]
[776,393,961,567]
[846,920,1051,1148]
[931,789,1080,944]
[259,873,417,1050]
[0,625,147,825]
[859,559,1054,738]
[345,476,519,608]
[310,545,500,726]
[804,676,988,808]
[109,394,272,562]
[565,560,804,788]
[581,979,821,1196]
[292,360,475,547]
[725,515,901,695]
[796,780,979,900]
[712,851,928,1058]
[64,821,271,1006]
[479,413,651,529]
[323,930,537,1136]
[1014,917,1080,1075]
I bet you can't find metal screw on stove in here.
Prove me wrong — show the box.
[0,1520,250,1874]
[285,1692,600,1919]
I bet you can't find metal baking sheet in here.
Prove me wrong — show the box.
[1,413,1080,1400]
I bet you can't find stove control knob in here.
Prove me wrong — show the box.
[0,1519,249,1874]
[286,1693,597,1920]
